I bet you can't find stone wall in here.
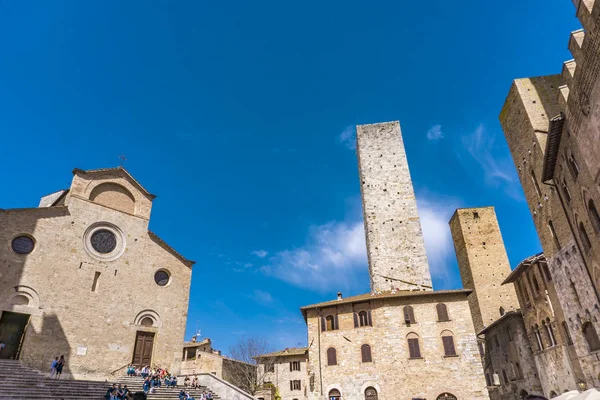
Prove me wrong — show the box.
[449,207,520,333]
[259,354,308,400]
[355,121,432,292]
[305,291,489,400]
[0,169,192,380]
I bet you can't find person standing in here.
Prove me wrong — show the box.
[49,356,59,378]
[55,355,65,379]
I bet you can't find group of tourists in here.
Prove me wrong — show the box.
[49,355,66,379]
[179,389,213,400]
[104,383,133,400]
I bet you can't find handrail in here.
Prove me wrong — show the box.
[109,363,130,376]
[177,373,254,400]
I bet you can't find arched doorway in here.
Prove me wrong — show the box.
[365,387,378,400]
[436,393,457,400]
[329,389,341,400]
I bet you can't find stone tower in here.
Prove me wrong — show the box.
[356,121,432,292]
[449,206,519,332]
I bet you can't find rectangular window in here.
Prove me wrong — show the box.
[408,338,421,359]
[266,363,274,373]
[548,220,561,249]
[518,280,530,304]
[290,380,301,391]
[541,263,552,282]
[442,336,457,356]
[290,361,300,371]
[92,271,101,292]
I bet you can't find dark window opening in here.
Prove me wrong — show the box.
[361,344,372,363]
[436,303,450,321]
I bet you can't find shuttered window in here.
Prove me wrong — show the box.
[407,337,421,359]
[442,335,457,356]
[327,347,337,365]
[361,344,372,363]
[289,361,300,371]
[403,306,415,324]
[436,303,449,321]
[290,380,301,391]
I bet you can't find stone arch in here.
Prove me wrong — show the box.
[134,309,161,328]
[360,382,381,399]
[2,285,41,310]
[89,182,136,215]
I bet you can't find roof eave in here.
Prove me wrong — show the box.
[541,113,565,183]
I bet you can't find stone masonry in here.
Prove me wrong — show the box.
[356,121,432,292]
[449,207,520,333]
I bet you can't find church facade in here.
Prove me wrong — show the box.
[0,167,193,380]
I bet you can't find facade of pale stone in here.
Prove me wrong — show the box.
[499,0,600,388]
[478,311,543,400]
[0,167,193,380]
[503,254,586,397]
[255,348,308,400]
[449,207,520,333]
[356,121,432,292]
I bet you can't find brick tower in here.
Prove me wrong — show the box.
[356,121,432,292]
[449,206,519,332]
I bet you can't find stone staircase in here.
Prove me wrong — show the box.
[0,359,221,400]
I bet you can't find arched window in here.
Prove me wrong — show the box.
[548,220,561,249]
[545,318,556,347]
[567,152,580,179]
[583,322,600,351]
[589,199,600,233]
[436,303,450,321]
[436,393,457,400]
[441,331,457,356]
[533,325,544,351]
[358,310,372,327]
[326,347,337,366]
[562,321,573,345]
[365,387,378,400]
[89,182,136,215]
[328,389,341,400]
[579,222,592,252]
[531,170,542,197]
[403,305,415,324]
[321,315,339,331]
[361,344,372,363]
[561,179,572,203]
[407,333,421,359]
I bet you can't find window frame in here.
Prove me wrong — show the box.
[361,344,372,363]
[326,347,337,366]
[407,334,422,359]
[436,303,450,322]
[442,332,457,357]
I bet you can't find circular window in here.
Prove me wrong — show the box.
[11,236,35,254]
[90,229,117,254]
[154,270,170,286]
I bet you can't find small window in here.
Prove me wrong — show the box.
[531,274,540,293]
[442,333,457,356]
[515,362,523,380]
[266,363,274,373]
[542,263,552,281]
[567,153,580,179]
[329,389,341,400]
[561,179,572,203]
[403,305,415,324]
[548,220,561,249]
[361,344,372,363]
[436,303,450,321]
[502,369,508,385]
[580,222,592,252]
[545,318,556,347]
[562,321,573,345]
[589,199,600,233]
[531,170,542,197]
[407,333,421,359]
[290,361,300,371]
[519,280,530,303]
[583,322,600,351]
[534,325,544,351]
[436,393,457,400]
[154,270,171,286]
[11,235,35,255]
[358,310,372,327]
[485,373,492,386]
[327,347,337,366]
[290,380,301,391]
[322,315,339,331]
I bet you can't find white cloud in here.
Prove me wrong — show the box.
[461,125,522,200]
[427,124,444,141]
[252,250,268,258]
[416,194,460,281]
[338,125,356,150]
[249,289,273,305]
[260,220,367,292]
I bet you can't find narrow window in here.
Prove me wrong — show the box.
[485,373,491,386]
[515,362,523,380]
[548,220,561,249]
[567,153,580,179]
[324,315,338,331]
[358,310,372,327]
[289,361,300,371]
[92,271,101,292]
[502,369,508,385]
[436,303,450,321]
[403,305,415,324]
[579,222,592,252]
[361,344,372,363]
[531,274,540,293]
[542,263,552,281]
[531,170,542,197]
[442,334,457,356]
[519,280,530,304]
[289,380,301,391]
[494,335,500,348]
[546,319,556,347]
[589,199,600,233]
[407,334,421,359]
[562,321,573,345]
[326,347,337,366]
[583,322,600,351]
[561,179,572,203]
[534,325,544,351]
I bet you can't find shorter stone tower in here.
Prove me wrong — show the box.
[449,206,519,332]
[356,121,432,292]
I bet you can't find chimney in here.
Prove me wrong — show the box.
[191,335,196,343]
[337,292,343,300]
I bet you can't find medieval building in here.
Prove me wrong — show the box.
[0,167,193,380]
[499,0,600,391]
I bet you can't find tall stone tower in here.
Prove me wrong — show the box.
[356,121,432,292]
[449,206,519,333]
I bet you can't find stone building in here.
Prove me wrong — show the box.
[499,0,600,389]
[0,167,193,380]
[258,121,490,400]
[502,253,585,397]
[255,347,309,400]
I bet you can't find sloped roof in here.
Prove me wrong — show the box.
[502,253,545,284]
[255,347,308,359]
[148,230,195,268]
[477,310,522,336]
[72,167,157,200]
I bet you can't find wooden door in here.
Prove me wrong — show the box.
[0,311,30,360]
[132,331,154,366]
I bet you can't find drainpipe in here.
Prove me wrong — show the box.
[316,307,323,399]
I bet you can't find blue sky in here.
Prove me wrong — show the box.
[0,1,580,353]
